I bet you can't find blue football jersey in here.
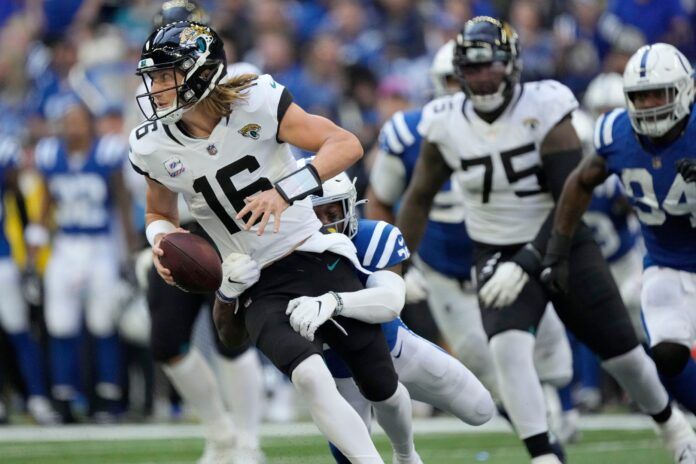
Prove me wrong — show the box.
[595,108,696,272]
[0,137,20,258]
[324,219,411,379]
[584,175,639,263]
[378,109,473,279]
[35,135,126,235]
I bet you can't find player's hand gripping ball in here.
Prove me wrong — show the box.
[158,233,222,293]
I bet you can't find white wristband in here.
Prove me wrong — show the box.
[25,223,49,247]
[146,220,176,247]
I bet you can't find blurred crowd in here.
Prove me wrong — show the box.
[0,0,693,425]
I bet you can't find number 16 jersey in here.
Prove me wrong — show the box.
[418,80,578,245]
[128,74,322,265]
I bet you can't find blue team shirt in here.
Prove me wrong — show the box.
[378,109,473,279]
[595,108,696,272]
[35,135,126,235]
[0,137,20,258]
[585,175,639,263]
[325,219,411,379]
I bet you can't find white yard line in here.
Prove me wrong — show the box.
[0,414,689,443]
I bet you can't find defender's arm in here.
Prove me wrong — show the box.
[396,140,452,252]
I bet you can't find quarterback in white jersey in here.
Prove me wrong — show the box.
[397,17,693,464]
[130,22,419,464]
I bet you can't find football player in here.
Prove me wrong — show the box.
[29,101,137,422]
[544,42,696,457]
[368,40,572,404]
[131,3,267,462]
[129,22,419,464]
[396,17,696,464]
[305,171,495,463]
[0,136,57,424]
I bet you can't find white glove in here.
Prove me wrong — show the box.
[404,266,428,304]
[285,293,338,341]
[479,261,529,309]
[218,253,261,300]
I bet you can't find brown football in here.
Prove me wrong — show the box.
[159,232,222,293]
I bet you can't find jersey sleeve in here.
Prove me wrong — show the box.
[535,80,579,140]
[34,137,60,175]
[593,108,625,160]
[357,220,411,271]
[0,137,21,171]
[369,149,407,205]
[244,74,293,143]
[128,123,158,180]
[417,96,450,143]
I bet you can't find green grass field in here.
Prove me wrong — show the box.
[0,430,673,464]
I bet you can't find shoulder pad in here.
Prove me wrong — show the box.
[34,137,61,171]
[526,80,579,137]
[356,219,409,270]
[95,134,127,168]
[129,120,164,157]
[237,74,284,115]
[418,95,456,141]
[0,136,20,169]
[593,108,626,153]
[379,109,422,156]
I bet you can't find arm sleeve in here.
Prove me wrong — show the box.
[337,270,406,324]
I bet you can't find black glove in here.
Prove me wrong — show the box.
[540,231,572,294]
[676,158,696,183]
[21,265,43,307]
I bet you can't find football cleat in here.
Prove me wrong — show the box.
[657,407,696,464]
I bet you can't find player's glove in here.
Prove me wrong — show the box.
[540,231,572,294]
[286,293,340,342]
[478,244,541,309]
[676,158,696,183]
[217,253,261,302]
[21,265,42,307]
[403,265,428,304]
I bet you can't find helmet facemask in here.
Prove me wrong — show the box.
[311,175,361,239]
[453,17,521,113]
[625,79,693,138]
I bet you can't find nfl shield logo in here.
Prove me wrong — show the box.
[207,144,218,156]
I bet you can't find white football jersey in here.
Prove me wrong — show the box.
[419,80,578,245]
[129,74,322,265]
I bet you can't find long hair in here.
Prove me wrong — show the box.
[198,73,259,118]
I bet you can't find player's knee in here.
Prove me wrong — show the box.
[86,309,117,337]
[150,335,183,364]
[46,311,80,338]
[349,348,398,402]
[291,354,332,396]
[215,336,250,359]
[212,298,249,349]
[651,342,691,378]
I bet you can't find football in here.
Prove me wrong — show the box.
[159,232,222,293]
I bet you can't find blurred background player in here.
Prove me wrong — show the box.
[29,100,137,422]
[545,43,696,461]
[0,136,57,424]
[129,2,267,462]
[306,170,494,463]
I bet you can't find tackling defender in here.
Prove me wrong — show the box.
[397,17,696,464]
[129,21,419,463]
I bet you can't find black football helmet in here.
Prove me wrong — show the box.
[136,21,226,124]
[153,0,209,29]
[453,16,521,112]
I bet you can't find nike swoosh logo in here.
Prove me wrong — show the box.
[394,341,404,359]
[227,277,244,284]
[316,301,322,316]
[327,259,340,271]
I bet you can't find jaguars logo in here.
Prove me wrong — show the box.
[179,25,211,50]
[238,123,261,140]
